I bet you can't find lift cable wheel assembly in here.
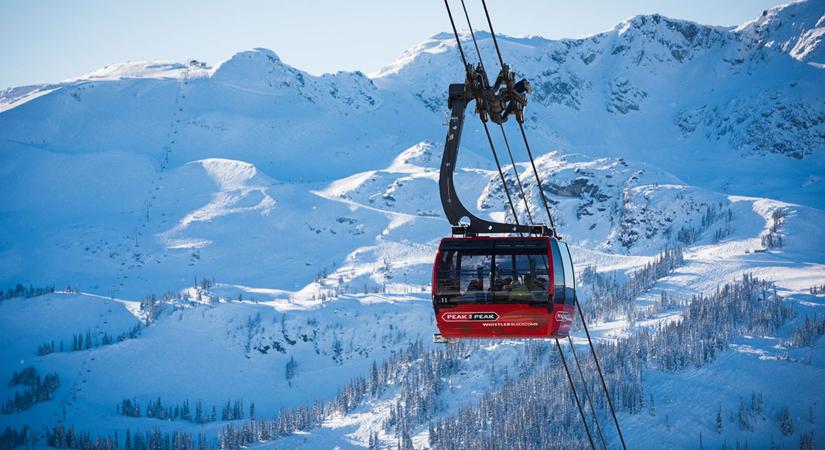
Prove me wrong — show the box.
[433,1,626,448]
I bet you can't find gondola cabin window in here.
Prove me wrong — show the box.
[492,253,549,302]
[458,254,492,302]
[550,239,565,304]
[559,241,577,303]
[434,238,552,304]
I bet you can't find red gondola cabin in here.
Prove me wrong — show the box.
[432,236,577,339]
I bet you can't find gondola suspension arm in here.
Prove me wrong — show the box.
[439,78,543,235]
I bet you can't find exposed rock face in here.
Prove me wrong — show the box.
[606,78,647,114]
[677,91,825,159]
[476,153,730,252]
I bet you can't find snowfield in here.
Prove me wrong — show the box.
[1,1,824,449]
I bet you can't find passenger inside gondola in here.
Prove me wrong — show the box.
[494,255,549,302]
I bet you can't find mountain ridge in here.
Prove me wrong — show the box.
[1,3,824,449]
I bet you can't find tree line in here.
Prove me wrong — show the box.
[210,339,467,450]
[0,284,55,301]
[116,398,252,424]
[16,272,812,449]
[785,314,825,348]
[761,208,786,249]
[428,274,798,449]
[673,203,732,246]
[38,325,142,356]
[47,426,213,450]
[579,247,685,323]
[1,366,59,415]
[38,339,445,450]
[0,426,31,450]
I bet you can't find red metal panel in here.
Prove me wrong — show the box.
[434,303,575,339]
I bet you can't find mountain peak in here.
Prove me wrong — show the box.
[224,47,282,63]
[735,0,825,65]
[618,13,705,33]
[608,13,731,64]
[210,47,309,90]
[212,47,287,75]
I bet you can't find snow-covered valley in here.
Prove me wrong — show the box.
[1,1,824,449]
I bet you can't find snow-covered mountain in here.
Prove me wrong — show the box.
[377,1,825,199]
[1,1,824,449]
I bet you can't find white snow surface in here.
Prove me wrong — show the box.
[1,1,824,449]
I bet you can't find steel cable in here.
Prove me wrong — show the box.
[478,1,627,448]
[450,2,596,448]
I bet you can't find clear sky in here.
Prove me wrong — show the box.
[1,0,789,89]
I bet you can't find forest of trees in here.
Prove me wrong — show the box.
[579,247,685,323]
[0,284,55,301]
[761,209,786,249]
[1,366,59,415]
[634,274,793,371]
[8,271,814,450]
[673,203,732,246]
[428,274,797,449]
[0,426,31,450]
[36,340,449,450]
[46,426,213,450]
[207,339,467,450]
[116,398,251,424]
[38,325,142,356]
[785,314,825,348]
[3,246,818,450]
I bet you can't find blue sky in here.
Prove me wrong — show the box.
[1,0,788,89]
